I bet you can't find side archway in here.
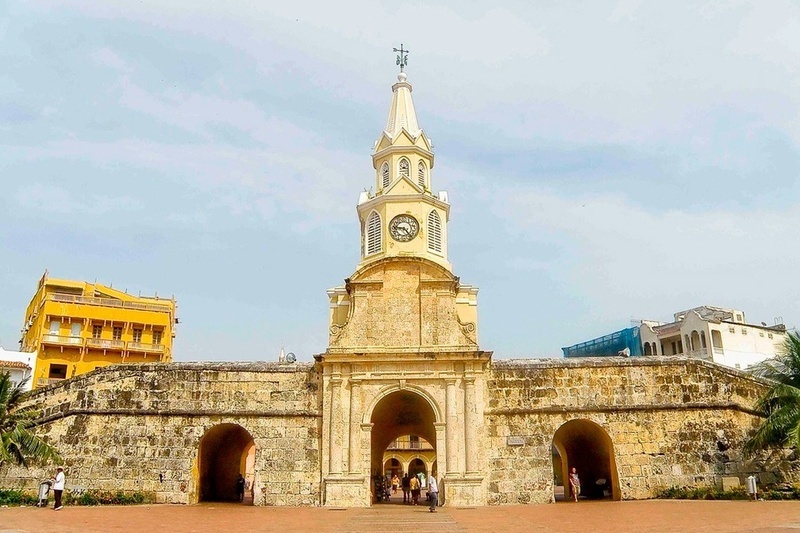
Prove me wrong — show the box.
[552,419,620,501]
[198,423,255,503]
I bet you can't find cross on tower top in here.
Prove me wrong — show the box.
[393,44,409,73]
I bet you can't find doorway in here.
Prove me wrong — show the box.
[552,419,620,501]
[198,423,255,504]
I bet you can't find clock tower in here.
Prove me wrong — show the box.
[355,70,451,273]
[318,54,491,508]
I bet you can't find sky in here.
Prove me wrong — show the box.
[1,1,799,362]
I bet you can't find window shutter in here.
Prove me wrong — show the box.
[399,158,410,179]
[418,161,425,188]
[366,211,382,255]
[427,210,442,253]
[381,162,390,189]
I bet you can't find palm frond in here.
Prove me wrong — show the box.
[0,371,62,468]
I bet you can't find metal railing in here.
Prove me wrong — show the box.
[49,293,172,313]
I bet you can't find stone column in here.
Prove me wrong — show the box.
[329,377,343,474]
[464,376,477,474]
[445,378,459,474]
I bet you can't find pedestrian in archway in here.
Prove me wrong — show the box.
[410,474,421,505]
[401,473,411,503]
[236,474,245,502]
[569,467,580,502]
[428,476,439,512]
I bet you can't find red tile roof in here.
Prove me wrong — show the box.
[0,360,31,369]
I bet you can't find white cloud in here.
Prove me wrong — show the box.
[494,184,800,326]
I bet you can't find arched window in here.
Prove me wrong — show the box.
[701,331,707,349]
[417,161,426,188]
[366,211,382,256]
[399,158,410,179]
[381,162,390,189]
[427,210,442,253]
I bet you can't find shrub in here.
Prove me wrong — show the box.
[658,484,799,501]
[64,489,154,506]
[0,489,39,506]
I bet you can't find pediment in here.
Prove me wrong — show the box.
[384,175,423,195]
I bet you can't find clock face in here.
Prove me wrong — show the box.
[389,214,419,242]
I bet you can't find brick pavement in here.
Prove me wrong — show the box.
[1,500,799,533]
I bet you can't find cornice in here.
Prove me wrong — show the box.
[356,193,450,215]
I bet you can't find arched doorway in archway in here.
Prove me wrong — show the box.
[198,423,255,504]
[552,419,620,501]
[370,390,437,505]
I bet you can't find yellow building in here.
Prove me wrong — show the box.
[19,271,176,388]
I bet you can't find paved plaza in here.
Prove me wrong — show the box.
[1,500,799,533]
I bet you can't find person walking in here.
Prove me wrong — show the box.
[391,474,399,494]
[428,476,439,512]
[401,473,411,503]
[52,466,65,510]
[410,474,421,505]
[568,467,580,502]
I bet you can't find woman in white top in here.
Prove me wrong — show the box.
[52,467,65,510]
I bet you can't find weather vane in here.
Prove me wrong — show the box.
[393,44,409,73]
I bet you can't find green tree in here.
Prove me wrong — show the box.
[0,371,61,467]
[744,331,800,455]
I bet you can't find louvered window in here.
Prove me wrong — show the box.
[366,211,382,256]
[381,162,390,189]
[427,210,442,253]
[418,161,425,188]
[399,158,410,179]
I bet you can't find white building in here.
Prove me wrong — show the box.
[639,306,788,370]
[0,346,36,391]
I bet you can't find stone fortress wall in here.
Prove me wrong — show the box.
[485,357,793,504]
[1,363,322,505]
[1,356,796,506]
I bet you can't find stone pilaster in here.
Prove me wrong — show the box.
[464,376,477,474]
[328,377,343,474]
[445,378,459,475]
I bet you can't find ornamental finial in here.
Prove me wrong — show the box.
[393,44,409,73]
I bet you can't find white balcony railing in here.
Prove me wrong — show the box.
[49,293,172,313]
[37,377,65,387]
[41,334,83,346]
[86,338,125,349]
[127,342,165,353]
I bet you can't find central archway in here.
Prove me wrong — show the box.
[198,423,255,503]
[369,389,437,504]
[552,419,620,501]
